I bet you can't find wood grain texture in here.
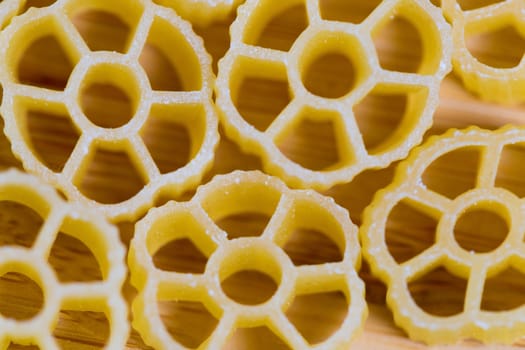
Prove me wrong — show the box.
[1,0,525,348]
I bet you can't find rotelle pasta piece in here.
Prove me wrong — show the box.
[442,0,525,104]
[361,127,525,344]
[0,169,127,349]
[216,0,452,190]
[129,170,367,349]
[0,0,219,221]
[153,0,243,26]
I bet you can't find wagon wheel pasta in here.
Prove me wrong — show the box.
[0,169,127,349]
[361,127,525,344]
[0,0,219,221]
[129,170,367,349]
[216,0,452,190]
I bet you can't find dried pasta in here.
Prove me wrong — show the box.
[361,126,525,344]
[0,0,219,221]
[442,0,525,104]
[0,0,22,29]
[216,0,452,190]
[0,169,127,349]
[129,170,367,349]
[153,0,243,26]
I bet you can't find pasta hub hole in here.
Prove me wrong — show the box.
[422,147,480,199]
[466,25,525,69]
[81,84,133,128]
[0,271,43,320]
[80,64,140,129]
[302,52,356,98]
[157,300,218,348]
[221,270,278,305]
[244,2,308,52]
[53,309,109,348]
[454,206,508,253]
[408,266,466,317]
[320,0,382,24]
[0,200,43,248]
[17,35,74,90]
[153,238,208,274]
[285,291,348,344]
[76,147,146,204]
[216,242,282,306]
[224,326,291,350]
[496,143,525,198]
[386,200,438,264]
[481,265,525,311]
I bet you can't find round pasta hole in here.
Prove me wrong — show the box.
[79,63,141,129]
[454,208,508,253]
[221,270,278,305]
[81,83,134,129]
[302,52,355,98]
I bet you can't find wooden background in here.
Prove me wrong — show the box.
[1,0,525,348]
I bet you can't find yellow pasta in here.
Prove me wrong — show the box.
[0,0,22,29]
[442,0,525,104]
[129,170,367,349]
[0,0,219,221]
[215,0,452,190]
[153,0,243,26]
[361,126,525,344]
[0,169,127,349]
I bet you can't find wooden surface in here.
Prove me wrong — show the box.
[2,0,525,348]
